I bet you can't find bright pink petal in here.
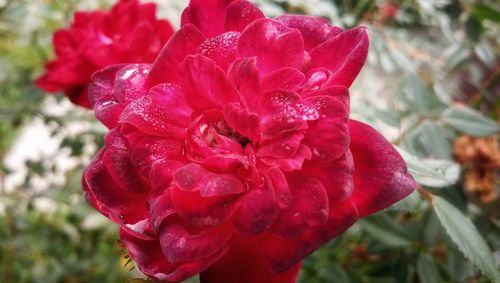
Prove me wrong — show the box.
[309,27,369,87]
[200,237,301,283]
[113,64,150,105]
[179,55,238,112]
[227,57,261,111]
[276,14,342,51]
[261,67,305,92]
[223,103,260,142]
[173,163,246,197]
[181,0,235,37]
[237,19,305,76]
[159,221,233,263]
[147,24,206,87]
[302,151,354,202]
[349,120,416,217]
[233,187,279,235]
[119,84,190,140]
[300,67,332,94]
[171,186,242,227]
[197,32,241,70]
[261,200,359,273]
[224,0,265,32]
[270,174,329,238]
[89,65,126,128]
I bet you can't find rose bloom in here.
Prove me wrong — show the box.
[83,0,416,282]
[35,0,174,108]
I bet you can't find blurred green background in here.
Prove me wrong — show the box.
[0,0,499,282]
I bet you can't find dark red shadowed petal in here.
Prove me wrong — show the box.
[173,163,246,197]
[200,236,301,283]
[309,27,369,87]
[89,65,126,128]
[171,186,242,227]
[270,173,329,238]
[261,200,359,273]
[302,150,354,202]
[237,18,305,76]
[264,167,292,209]
[233,186,279,235]
[159,220,233,263]
[276,14,342,51]
[181,0,235,38]
[179,55,238,112]
[224,0,265,32]
[148,24,206,87]
[149,189,176,232]
[121,228,224,282]
[349,120,416,217]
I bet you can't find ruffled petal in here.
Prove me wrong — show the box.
[276,14,342,51]
[200,237,301,283]
[159,221,233,263]
[264,167,292,208]
[148,24,206,87]
[309,27,369,87]
[119,84,190,139]
[223,103,260,142]
[233,187,279,235]
[260,200,359,273]
[302,151,354,202]
[181,0,235,37]
[237,19,305,76]
[197,32,241,70]
[227,57,261,111]
[173,163,246,197]
[224,0,265,32]
[270,174,329,238]
[179,55,238,112]
[171,186,242,227]
[113,64,150,105]
[302,93,350,162]
[261,67,305,92]
[349,120,416,217]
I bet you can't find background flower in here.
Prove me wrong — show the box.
[34,0,174,108]
[84,1,415,282]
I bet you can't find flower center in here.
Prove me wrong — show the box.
[213,120,251,148]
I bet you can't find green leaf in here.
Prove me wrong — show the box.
[397,148,459,187]
[359,215,412,247]
[465,15,482,42]
[433,196,500,282]
[471,4,500,23]
[441,106,500,136]
[390,190,423,213]
[417,254,441,283]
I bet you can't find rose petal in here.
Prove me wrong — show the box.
[197,32,241,70]
[148,24,206,87]
[264,167,292,208]
[171,186,242,227]
[224,0,265,32]
[227,57,261,111]
[349,120,416,217]
[181,0,234,37]
[261,200,359,273]
[159,221,233,263]
[179,55,238,112]
[113,64,150,105]
[200,237,301,283]
[261,67,305,92]
[233,187,279,235]
[302,150,354,202]
[173,163,246,197]
[309,27,369,87]
[270,174,329,238]
[223,103,260,142]
[237,19,305,76]
[276,14,342,51]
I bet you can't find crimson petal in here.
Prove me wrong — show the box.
[181,0,235,38]
[224,0,265,32]
[349,120,416,217]
[233,187,279,235]
[309,27,369,87]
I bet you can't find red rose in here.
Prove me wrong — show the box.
[34,0,174,108]
[83,0,416,282]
